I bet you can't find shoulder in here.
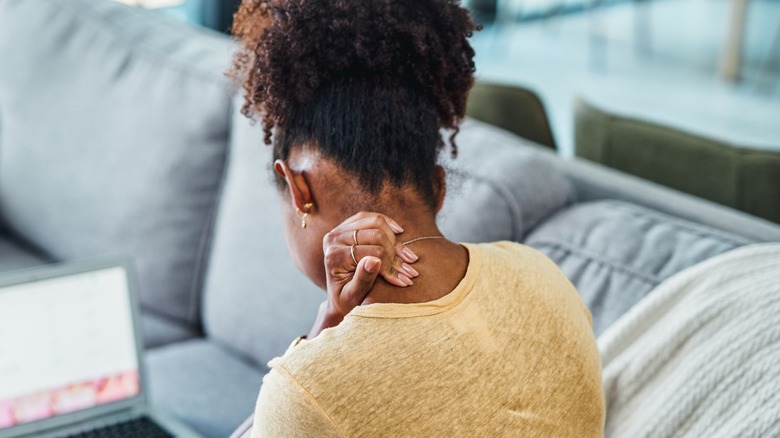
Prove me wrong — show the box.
[468,240,555,262]
[256,328,376,435]
[269,327,353,376]
[469,243,603,424]
[252,364,343,438]
[466,241,570,283]
[265,326,364,403]
[466,240,593,326]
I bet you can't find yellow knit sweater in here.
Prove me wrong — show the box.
[251,242,605,437]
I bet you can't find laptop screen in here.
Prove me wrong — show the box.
[0,266,140,429]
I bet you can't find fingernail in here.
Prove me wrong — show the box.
[389,220,404,234]
[402,263,419,277]
[401,247,418,262]
[365,258,379,273]
[398,273,414,286]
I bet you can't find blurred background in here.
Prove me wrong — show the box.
[119,0,780,158]
[2,2,779,436]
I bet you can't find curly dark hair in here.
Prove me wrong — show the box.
[230,0,480,208]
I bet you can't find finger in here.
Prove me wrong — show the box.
[332,213,418,263]
[332,212,403,236]
[340,256,381,309]
[324,244,412,288]
[352,211,404,234]
[397,241,418,263]
[350,244,416,286]
[331,217,396,248]
[333,229,410,263]
[346,245,412,287]
[325,228,418,265]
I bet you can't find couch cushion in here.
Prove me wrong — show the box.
[0,0,234,326]
[141,310,199,350]
[202,111,575,366]
[145,339,266,438]
[0,234,51,273]
[525,200,752,335]
[439,119,575,242]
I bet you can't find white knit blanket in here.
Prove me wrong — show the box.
[598,243,780,438]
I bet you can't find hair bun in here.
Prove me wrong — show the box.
[230,0,480,147]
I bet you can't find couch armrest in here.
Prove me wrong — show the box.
[550,154,780,242]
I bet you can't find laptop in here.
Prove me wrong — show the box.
[0,258,200,438]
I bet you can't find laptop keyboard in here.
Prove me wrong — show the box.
[63,416,173,438]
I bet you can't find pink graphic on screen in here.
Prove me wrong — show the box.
[0,370,139,429]
[0,266,140,431]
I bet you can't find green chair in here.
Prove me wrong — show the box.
[574,99,780,223]
[466,81,557,150]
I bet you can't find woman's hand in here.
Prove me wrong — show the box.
[307,212,419,338]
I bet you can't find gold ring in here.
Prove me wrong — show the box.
[353,229,359,246]
[350,244,358,265]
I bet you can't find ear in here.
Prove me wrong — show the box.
[274,159,313,212]
[432,165,447,214]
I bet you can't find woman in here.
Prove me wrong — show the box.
[230,0,604,436]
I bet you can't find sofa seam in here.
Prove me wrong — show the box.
[140,306,199,343]
[46,0,234,85]
[187,102,234,329]
[529,240,662,286]
[210,335,270,372]
[466,172,524,241]
[607,201,750,247]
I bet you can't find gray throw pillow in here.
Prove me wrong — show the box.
[439,118,575,242]
[525,200,752,335]
[0,0,234,326]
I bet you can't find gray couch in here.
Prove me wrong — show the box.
[1,1,779,437]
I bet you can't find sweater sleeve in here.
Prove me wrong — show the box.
[251,367,342,438]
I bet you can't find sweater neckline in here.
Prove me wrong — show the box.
[348,243,480,319]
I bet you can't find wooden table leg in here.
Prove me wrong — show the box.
[720,0,749,82]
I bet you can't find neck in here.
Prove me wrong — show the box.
[308,167,468,304]
[393,215,443,246]
[340,188,468,305]
[362,221,468,306]
[337,184,445,245]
